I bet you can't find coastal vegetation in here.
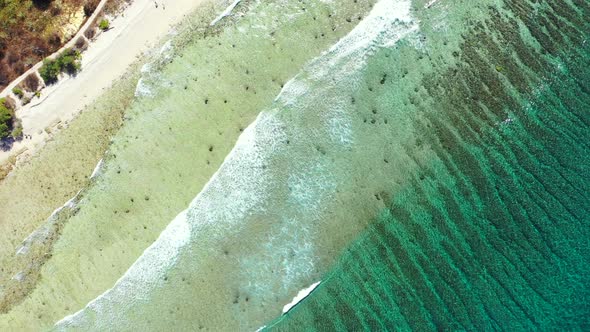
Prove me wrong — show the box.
[0,99,13,139]
[98,18,110,31]
[0,0,131,91]
[83,0,100,16]
[11,86,23,98]
[22,73,40,92]
[39,48,82,84]
[0,0,100,90]
[0,97,19,140]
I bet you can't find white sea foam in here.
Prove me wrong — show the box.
[425,0,441,9]
[326,106,354,147]
[12,272,25,282]
[56,210,191,329]
[275,0,417,102]
[282,281,321,313]
[134,40,175,98]
[239,215,315,297]
[134,78,153,97]
[55,111,284,329]
[210,0,242,26]
[140,63,152,74]
[90,159,104,179]
[158,40,174,60]
[288,161,336,213]
[16,191,80,256]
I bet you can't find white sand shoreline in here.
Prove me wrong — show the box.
[0,0,212,166]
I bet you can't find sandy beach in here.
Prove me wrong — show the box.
[0,0,210,166]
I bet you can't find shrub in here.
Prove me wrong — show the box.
[84,0,100,17]
[48,32,62,48]
[74,36,88,51]
[39,48,81,84]
[39,58,61,84]
[6,52,19,65]
[58,48,82,75]
[32,0,53,10]
[98,19,110,31]
[0,122,9,140]
[3,96,16,110]
[50,4,62,16]
[0,63,10,87]
[12,87,24,98]
[13,61,25,75]
[11,121,23,139]
[0,98,12,113]
[23,73,41,92]
[0,99,14,140]
[85,27,96,39]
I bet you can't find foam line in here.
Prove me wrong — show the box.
[425,0,441,8]
[16,190,80,256]
[210,0,242,26]
[282,281,321,314]
[90,159,104,179]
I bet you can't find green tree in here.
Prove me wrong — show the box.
[39,58,61,84]
[58,48,81,75]
[0,98,14,140]
[12,87,24,98]
[39,48,81,84]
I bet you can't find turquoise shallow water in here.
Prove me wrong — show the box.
[267,0,590,330]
